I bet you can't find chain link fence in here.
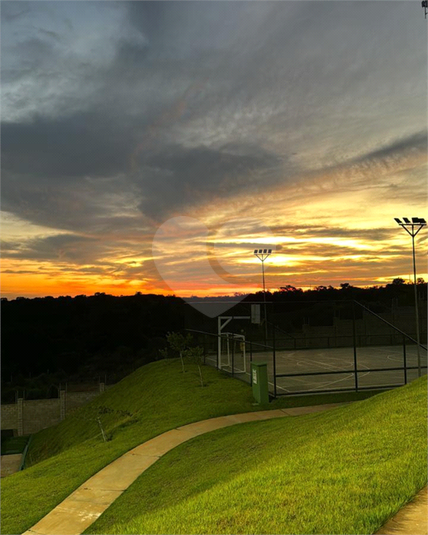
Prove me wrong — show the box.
[186,299,427,396]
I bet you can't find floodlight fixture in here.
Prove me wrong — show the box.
[394,216,427,377]
[395,216,427,236]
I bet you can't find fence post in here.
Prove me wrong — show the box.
[352,301,359,392]
[250,342,253,384]
[403,335,407,385]
[231,335,235,377]
[60,390,66,421]
[217,317,221,370]
[273,324,277,398]
[17,397,24,437]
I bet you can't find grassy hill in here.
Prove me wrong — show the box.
[25,359,257,467]
[2,356,425,535]
[5,357,361,535]
[1,359,260,535]
[84,375,427,535]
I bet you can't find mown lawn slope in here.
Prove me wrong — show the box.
[1,359,260,535]
[86,375,427,535]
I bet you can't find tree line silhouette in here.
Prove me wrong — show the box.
[1,280,426,402]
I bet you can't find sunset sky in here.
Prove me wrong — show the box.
[1,1,427,299]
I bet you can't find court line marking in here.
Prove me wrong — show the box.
[207,355,291,393]
[206,350,422,393]
[276,356,372,392]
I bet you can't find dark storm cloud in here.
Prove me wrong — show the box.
[1,2,31,22]
[268,226,398,242]
[353,131,427,164]
[1,123,282,230]
[35,28,62,42]
[1,113,135,179]
[1,1,426,243]
[114,39,150,69]
[126,2,166,45]
[134,143,283,219]
[1,168,128,233]
[2,234,99,262]
[13,37,54,66]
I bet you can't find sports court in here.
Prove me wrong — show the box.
[206,342,427,395]
[189,298,427,396]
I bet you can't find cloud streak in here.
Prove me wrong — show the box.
[1,1,427,298]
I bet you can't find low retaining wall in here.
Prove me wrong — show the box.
[1,385,106,436]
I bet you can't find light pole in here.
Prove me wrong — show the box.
[394,217,427,377]
[254,248,272,343]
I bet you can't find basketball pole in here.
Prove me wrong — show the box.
[218,315,250,369]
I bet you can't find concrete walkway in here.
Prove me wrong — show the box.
[23,404,343,535]
[21,402,425,535]
[375,486,428,535]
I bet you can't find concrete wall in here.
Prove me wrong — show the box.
[1,386,105,436]
[21,398,62,435]
[66,391,103,413]
[1,404,19,432]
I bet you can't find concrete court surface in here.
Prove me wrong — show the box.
[211,344,427,393]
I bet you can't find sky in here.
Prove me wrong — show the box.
[1,0,427,299]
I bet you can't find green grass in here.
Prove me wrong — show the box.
[85,376,427,535]
[1,435,30,455]
[270,389,380,409]
[2,357,423,535]
[1,359,281,535]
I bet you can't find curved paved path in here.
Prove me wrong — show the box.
[375,486,428,535]
[23,404,343,535]
[22,402,425,535]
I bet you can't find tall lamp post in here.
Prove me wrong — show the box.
[254,248,272,343]
[394,217,427,377]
